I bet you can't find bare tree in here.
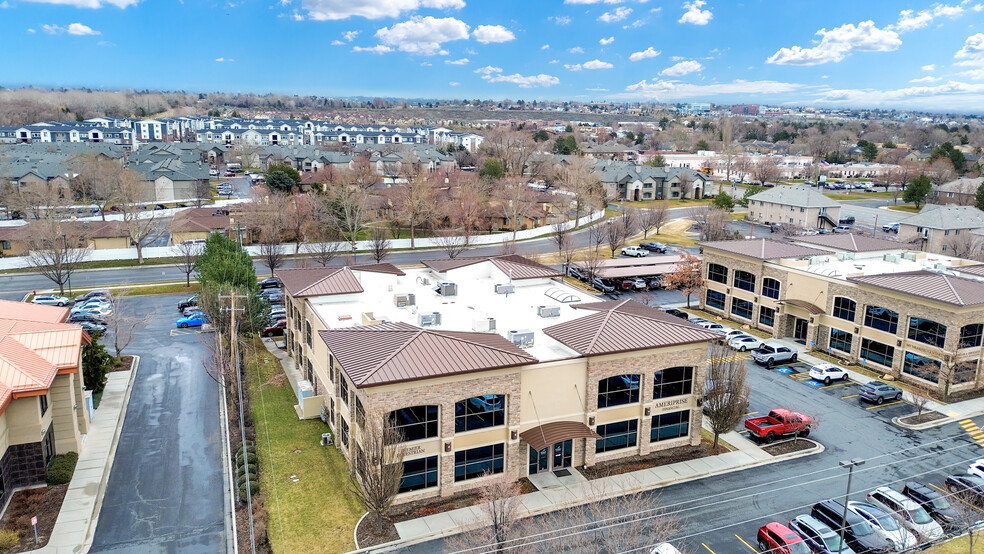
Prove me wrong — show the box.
[663,252,702,308]
[26,220,91,295]
[496,178,539,241]
[367,226,391,263]
[677,171,696,199]
[192,179,212,208]
[258,224,287,277]
[553,156,602,226]
[690,206,734,242]
[349,413,406,534]
[445,473,524,554]
[171,240,203,287]
[751,158,781,186]
[394,158,438,248]
[910,389,931,417]
[70,154,121,220]
[605,210,637,258]
[703,343,751,451]
[433,228,470,259]
[588,221,607,253]
[104,289,152,359]
[307,225,343,267]
[115,168,165,264]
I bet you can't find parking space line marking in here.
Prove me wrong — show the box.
[700,543,716,554]
[734,534,759,553]
[823,381,855,388]
[789,373,810,381]
[960,419,975,424]
[842,393,859,399]
[929,483,984,514]
[744,411,758,417]
[865,401,902,410]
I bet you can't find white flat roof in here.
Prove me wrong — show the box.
[789,251,968,280]
[311,267,589,362]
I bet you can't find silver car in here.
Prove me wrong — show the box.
[32,294,71,307]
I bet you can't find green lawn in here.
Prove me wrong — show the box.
[887,204,922,213]
[245,338,363,553]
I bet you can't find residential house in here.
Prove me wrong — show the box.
[594,161,707,201]
[0,220,130,256]
[932,177,984,206]
[746,186,841,230]
[169,208,231,245]
[897,204,984,255]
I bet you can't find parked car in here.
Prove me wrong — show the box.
[833,225,852,233]
[756,522,811,554]
[812,500,895,554]
[846,502,917,551]
[944,474,984,506]
[809,363,850,385]
[71,299,111,314]
[969,458,984,479]
[259,290,284,303]
[73,304,112,319]
[745,409,812,443]
[269,307,286,319]
[176,312,208,328]
[74,289,113,303]
[647,276,664,289]
[901,481,962,531]
[209,169,219,176]
[177,295,198,311]
[788,514,855,554]
[258,277,283,289]
[648,543,683,554]
[661,308,689,320]
[261,319,286,337]
[695,321,728,334]
[630,278,647,290]
[32,294,71,307]
[78,321,108,334]
[615,278,635,291]
[183,306,204,317]
[858,380,902,405]
[224,171,236,177]
[639,241,668,253]
[839,216,856,225]
[567,266,587,281]
[882,222,899,233]
[865,487,943,541]
[728,335,764,352]
[69,312,106,324]
[689,316,708,324]
[751,343,798,367]
[620,246,649,257]
[591,278,615,293]
[722,329,746,342]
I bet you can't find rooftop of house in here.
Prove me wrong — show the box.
[897,204,984,231]
[748,185,841,209]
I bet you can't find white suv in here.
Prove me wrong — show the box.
[808,363,849,385]
[866,487,944,541]
[620,246,649,257]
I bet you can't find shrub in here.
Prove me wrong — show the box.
[0,528,19,550]
[237,451,257,466]
[239,480,259,498]
[237,473,258,487]
[46,452,79,485]
[237,463,257,477]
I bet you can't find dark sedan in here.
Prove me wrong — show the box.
[945,474,984,506]
[259,277,283,289]
[262,319,286,337]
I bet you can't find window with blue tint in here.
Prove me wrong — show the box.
[706,290,725,310]
[860,338,894,368]
[651,410,690,442]
[455,395,505,432]
[598,375,640,408]
[761,277,781,300]
[339,377,349,406]
[832,297,856,322]
[733,270,756,292]
[731,298,753,320]
[707,263,728,284]
[339,417,349,447]
[653,366,693,399]
[454,443,504,481]
[960,324,983,349]
[902,351,941,383]
[908,317,947,348]
[829,328,852,353]
[595,419,638,453]
[864,306,899,334]
[389,405,439,442]
[759,306,776,327]
[399,456,438,493]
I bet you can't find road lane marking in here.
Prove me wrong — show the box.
[700,543,716,554]
[734,534,759,553]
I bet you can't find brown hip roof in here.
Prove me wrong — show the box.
[520,421,600,452]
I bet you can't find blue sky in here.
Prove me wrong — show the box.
[3,0,984,111]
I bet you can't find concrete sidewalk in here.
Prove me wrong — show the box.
[381,428,821,550]
[32,362,137,553]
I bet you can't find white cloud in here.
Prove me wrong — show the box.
[445,57,469,64]
[623,78,804,100]
[22,0,138,8]
[215,57,234,62]
[302,0,464,21]
[599,36,614,45]
[449,81,459,86]
[955,33,984,62]
[292,11,304,21]
[541,44,550,50]
[352,44,393,54]
[812,80,984,108]
[586,87,609,91]
[623,19,645,29]
[97,40,114,46]
[485,73,560,87]
[975,3,984,12]
[766,21,901,66]
[568,46,584,53]
[26,28,36,34]
[583,59,613,69]
[550,15,571,25]
[671,55,684,61]
[599,6,632,22]
[342,30,359,41]
[67,22,100,35]
[678,0,712,25]
[41,24,64,34]
[629,46,660,61]
[473,24,515,44]
[331,39,345,45]
[910,75,941,83]
[892,4,964,33]
[474,65,502,75]
[564,63,582,71]
[922,64,936,71]
[375,16,470,55]
[0,1,9,7]
[660,59,702,76]
[420,61,431,66]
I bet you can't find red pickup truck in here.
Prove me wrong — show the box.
[744,409,812,443]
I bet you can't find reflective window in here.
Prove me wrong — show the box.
[864,306,899,334]
[595,419,638,453]
[389,406,439,442]
[598,375,641,408]
[731,298,753,320]
[455,395,506,432]
[706,290,725,310]
[960,324,983,349]
[908,317,947,348]
[454,443,505,481]
[759,306,776,327]
[832,297,856,322]
[733,270,756,292]
[651,410,690,442]
[762,277,780,300]
[902,351,941,383]
[830,328,853,353]
[707,263,728,284]
[653,367,693,399]
[860,338,895,368]
[399,456,438,493]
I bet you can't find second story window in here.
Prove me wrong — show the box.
[598,375,640,408]
[455,395,505,432]
[39,394,48,417]
[832,297,856,322]
[707,263,728,284]
[733,270,756,292]
[761,277,780,300]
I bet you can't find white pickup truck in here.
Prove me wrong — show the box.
[751,343,798,367]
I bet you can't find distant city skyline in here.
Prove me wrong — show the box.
[2,0,984,111]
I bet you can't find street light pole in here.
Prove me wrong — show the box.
[838,458,865,553]
[61,233,72,296]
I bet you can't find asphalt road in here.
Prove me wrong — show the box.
[90,294,228,553]
[395,353,979,553]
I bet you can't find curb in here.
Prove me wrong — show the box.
[219,372,238,554]
[347,440,825,553]
[892,414,955,431]
[353,512,369,550]
[80,355,139,553]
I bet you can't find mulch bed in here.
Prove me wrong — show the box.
[109,355,134,373]
[356,515,400,550]
[0,484,68,552]
[899,411,948,425]
[762,439,817,456]
[580,440,727,480]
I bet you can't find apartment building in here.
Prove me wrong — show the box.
[699,235,984,395]
[896,204,984,255]
[277,256,717,502]
[746,186,842,230]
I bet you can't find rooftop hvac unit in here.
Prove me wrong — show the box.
[808,256,829,265]
[393,293,416,308]
[537,305,561,318]
[472,318,497,332]
[901,252,917,261]
[507,329,534,348]
[418,312,442,326]
[884,254,901,263]
[934,263,952,271]
[835,252,856,261]
[297,379,313,405]
[435,282,457,297]
[495,283,515,295]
